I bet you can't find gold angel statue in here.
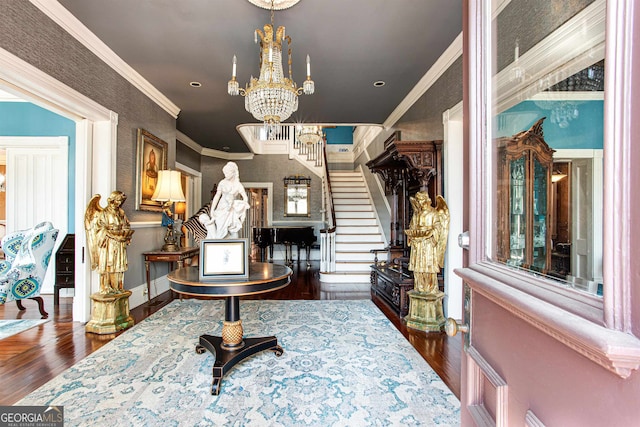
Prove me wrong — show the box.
[405,192,450,294]
[85,191,135,294]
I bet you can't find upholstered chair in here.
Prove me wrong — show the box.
[0,221,59,318]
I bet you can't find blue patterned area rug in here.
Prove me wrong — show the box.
[0,318,49,340]
[19,299,460,426]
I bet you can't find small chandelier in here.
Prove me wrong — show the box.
[296,125,323,145]
[228,0,314,130]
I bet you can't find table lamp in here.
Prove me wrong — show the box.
[152,169,186,251]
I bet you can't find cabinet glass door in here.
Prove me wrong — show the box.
[509,156,526,266]
[532,157,548,272]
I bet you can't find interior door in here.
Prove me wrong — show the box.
[3,137,68,294]
[571,158,592,283]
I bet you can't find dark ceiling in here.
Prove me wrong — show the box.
[57,0,462,153]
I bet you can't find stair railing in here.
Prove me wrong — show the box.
[320,141,336,273]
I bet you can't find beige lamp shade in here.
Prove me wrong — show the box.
[152,170,186,202]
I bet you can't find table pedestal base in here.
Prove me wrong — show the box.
[196,334,283,395]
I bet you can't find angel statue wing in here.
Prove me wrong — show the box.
[435,195,450,269]
[84,194,104,271]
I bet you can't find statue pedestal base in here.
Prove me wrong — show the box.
[85,290,135,334]
[404,290,446,332]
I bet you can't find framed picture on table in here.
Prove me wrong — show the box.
[199,239,249,281]
[135,128,168,211]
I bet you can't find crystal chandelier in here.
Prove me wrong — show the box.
[296,125,323,145]
[228,0,314,130]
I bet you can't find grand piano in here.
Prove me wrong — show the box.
[253,226,316,267]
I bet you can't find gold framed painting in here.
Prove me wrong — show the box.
[136,128,168,211]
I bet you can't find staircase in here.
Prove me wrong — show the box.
[319,170,386,299]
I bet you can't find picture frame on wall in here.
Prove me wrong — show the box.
[199,238,249,281]
[283,176,311,217]
[135,128,168,211]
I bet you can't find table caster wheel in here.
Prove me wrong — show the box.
[273,345,284,357]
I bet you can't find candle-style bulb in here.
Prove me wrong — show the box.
[232,55,237,78]
[306,55,311,77]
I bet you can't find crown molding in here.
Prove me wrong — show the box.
[176,130,253,160]
[202,148,254,160]
[384,32,463,128]
[29,0,181,119]
[0,47,113,121]
[176,131,202,154]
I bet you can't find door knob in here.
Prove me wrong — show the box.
[458,231,470,250]
[444,318,469,337]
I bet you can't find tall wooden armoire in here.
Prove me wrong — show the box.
[496,118,554,274]
[366,131,443,317]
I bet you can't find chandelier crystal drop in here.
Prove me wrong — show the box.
[228,0,314,129]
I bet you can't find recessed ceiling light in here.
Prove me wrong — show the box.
[373,81,385,87]
[190,81,202,88]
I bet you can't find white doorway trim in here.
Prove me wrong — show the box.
[443,103,464,320]
[0,47,117,322]
[243,182,274,227]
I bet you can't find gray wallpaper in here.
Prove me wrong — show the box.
[496,0,595,72]
[355,57,464,243]
[176,141,201,172]
[0,0,177,290]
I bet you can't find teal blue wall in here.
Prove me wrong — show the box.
[0,102,75,232]
[325,126,354,145]
[495,100,603,149]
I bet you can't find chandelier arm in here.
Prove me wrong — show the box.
[285,35,293,79]
[256,28,266,71]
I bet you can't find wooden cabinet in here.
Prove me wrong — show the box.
[496,118,553,273]
[367,132,444,318]
[54,234,74,305]
[370,264,414,318]
[366,131,443,260]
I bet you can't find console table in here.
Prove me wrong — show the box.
[143,247,199,301]
[168,262,292,395]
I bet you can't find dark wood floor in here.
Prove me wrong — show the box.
[0,262,461,405]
